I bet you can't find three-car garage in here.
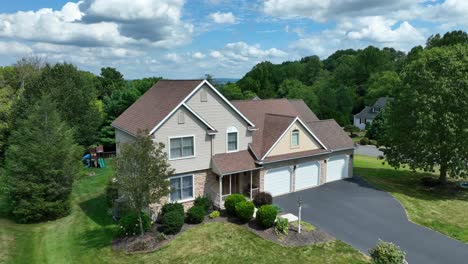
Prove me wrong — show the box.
[263,155,350,197]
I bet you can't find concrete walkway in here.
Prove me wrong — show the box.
[274,177,468,264]
[355,144,384,157]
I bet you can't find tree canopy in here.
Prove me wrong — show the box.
[5,95,82,223]
[382,44,468,183]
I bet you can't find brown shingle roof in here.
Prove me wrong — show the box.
[212,150,258,175]
[306,120,355,150]
[288,99,319,122]
[112,79,203,135]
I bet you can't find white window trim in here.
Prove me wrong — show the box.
[168,135,196,161]
[226,126,239,153]
[168,174,195,203]
[291,129,300,148]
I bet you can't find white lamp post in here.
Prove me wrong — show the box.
[298,196,302,234]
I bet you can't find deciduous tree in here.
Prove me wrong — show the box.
[114,132,174,235]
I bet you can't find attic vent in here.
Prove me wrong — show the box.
[200,89,208,102]
[178,111,185,124]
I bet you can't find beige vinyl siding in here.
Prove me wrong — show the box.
[267,121,322,157]
[186,84,252,155]
[153,107,211,174]
[115,128,136,154]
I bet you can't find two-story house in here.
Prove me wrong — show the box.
[112,79,354,211]
[353,97,394,130]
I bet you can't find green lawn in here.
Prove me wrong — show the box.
[354,155,468,242]
[0,161,368,264]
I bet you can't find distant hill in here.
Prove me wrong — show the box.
[215,78,239,84]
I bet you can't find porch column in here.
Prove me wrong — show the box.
[250,171,253,200]
[219,175,223,208]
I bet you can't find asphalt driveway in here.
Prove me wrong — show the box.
[274,177,468,264]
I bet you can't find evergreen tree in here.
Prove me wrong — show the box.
[5,95,82,223]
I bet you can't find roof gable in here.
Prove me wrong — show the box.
[112,79,254,136]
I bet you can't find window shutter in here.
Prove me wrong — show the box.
[178,111,185,124]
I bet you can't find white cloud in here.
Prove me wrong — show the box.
[192,52,206,59]
[0,41,33,55]
[209,12,236,24]
[0,0,192,48]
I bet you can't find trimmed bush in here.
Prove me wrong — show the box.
[224,194,246,217]
[344,125,360,133]
[186,205,206,224]
[161,202,184,217]
[118,211,151,236]
[253,192,273,208]
[209,210,220,219]
[369,240,406,264]
[105,179,118,207]
[235,200,255,223]
[275,217,289,235]
[161,210,184,235]
[360,137,370,145]
[256,205,277,229]
[194,196,211,211]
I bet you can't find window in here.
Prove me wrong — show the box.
[226,126,238,152]
[170,175,193,201]
[178,111,185,124]
[291,129,299,147]
[170,136,194,159]
[200,89,208,102]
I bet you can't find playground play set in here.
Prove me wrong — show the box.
[82,145,106,168]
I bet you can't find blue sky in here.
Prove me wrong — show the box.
[0,0,466,79]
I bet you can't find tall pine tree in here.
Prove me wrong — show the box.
[5,95,82,223]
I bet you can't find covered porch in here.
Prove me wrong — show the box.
[211,150,261,208]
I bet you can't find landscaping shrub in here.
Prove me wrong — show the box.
[369,240,406,264]
[253,192,273,207]
[224,194,246,217]
[161,202,184,217]
[118,211,151,236]
[209,210,220,219]
[186,205,206,224]
[256,205,277,229]
[235,200,255,223]
[360,137,370,145]
[161,210,184,235]
[194,196,211,211]
[344,125,360,133]
[105,179,119,207]
[370,139,378,146]
[275,217,289,235]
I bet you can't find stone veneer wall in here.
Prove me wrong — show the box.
[319,160,327,185]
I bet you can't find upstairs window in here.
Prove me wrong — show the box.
[200,89,208,102]
[291,129,299,147]
[170,136,194,159]
[226,126,238,152]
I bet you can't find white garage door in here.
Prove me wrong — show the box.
[264,167,291,196]
[326,155,349,182]
[295,162,320,190]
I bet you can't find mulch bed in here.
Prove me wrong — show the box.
[112,211,334,254]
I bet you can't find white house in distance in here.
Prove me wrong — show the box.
[353,97,393,130]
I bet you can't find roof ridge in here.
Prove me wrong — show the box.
[230,98,289,102]
[264,113,297,118]
[306,119,335,123]
[159,79,204,81]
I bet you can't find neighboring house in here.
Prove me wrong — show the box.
[112,79,354,212]
[353,97,393,130]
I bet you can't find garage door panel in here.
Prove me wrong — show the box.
[264,167,291,196]
[326,156,349,182]
[295,162,320,190]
